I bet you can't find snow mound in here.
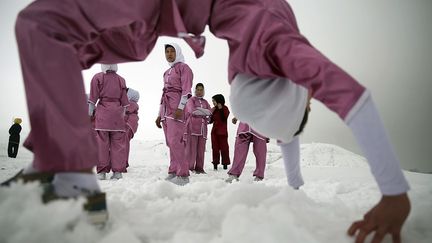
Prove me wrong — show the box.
[300,143,367,168]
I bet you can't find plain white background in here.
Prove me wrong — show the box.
[1,0,431,172]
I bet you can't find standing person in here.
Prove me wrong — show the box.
[11,0,410,240]
[184,83,212,174]
[8,118,22,158]
[124,87,140,168]
[155,43,193,186]
[226,118,268,182]
[210,94,231,170]
[88,64,129,180]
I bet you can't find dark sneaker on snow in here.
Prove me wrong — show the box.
[1,169,54,187]
[253,176,263,182]
[42,184,108,225]
[110,172,122,180]
[225,174,239,183]
[164,173,176,181]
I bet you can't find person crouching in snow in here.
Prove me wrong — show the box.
[155,43,193,186]
[89,64,129,180]
[226,118,269,183]
[8,118,22,158]
[184,83,212,174]
[11,0,410,239]
[210,94,231,170]
[124,87,140,168]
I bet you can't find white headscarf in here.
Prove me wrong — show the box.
[165,43,185,67]
[230,73,309,144]
[127,88,140,102]
[101,64,118,73]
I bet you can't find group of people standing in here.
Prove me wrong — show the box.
[154,43,269,185]
[83,41,269,187]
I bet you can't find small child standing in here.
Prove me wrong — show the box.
[184,83,212,173]
[226,118,268,182]
[210,94,231,170]
[125,88,140,168]
[8,118,22,158]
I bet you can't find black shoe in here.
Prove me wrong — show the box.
[1,169,55,187]
[42,184,108,225]
[223,164,228,170]
[213,164,218,170]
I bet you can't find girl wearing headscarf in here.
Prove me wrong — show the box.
[184,83,212,173]
[89,64,129,180]
[124,88,140,168]
[155,43,193,186]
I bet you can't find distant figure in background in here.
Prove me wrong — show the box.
[184,83,212,174]
[210,94,231,170]
[125,88,140,168]
[89,64,129,180]
[226,118,268,182]
[8,118,22,158]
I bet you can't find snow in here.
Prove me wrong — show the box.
[1,133,431,243]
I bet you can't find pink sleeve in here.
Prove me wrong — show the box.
[180,64,193,97]
[88,74,100,104]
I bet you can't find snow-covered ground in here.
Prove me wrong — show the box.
[0,135,431,243]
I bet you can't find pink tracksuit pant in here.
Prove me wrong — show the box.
[186,135,207,172]
[162,119,189,177]
[96,131,127,173]
[228,133,267,179]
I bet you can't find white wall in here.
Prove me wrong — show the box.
[289,0,432,173]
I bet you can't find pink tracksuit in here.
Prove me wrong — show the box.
[125,100,139,167]
[15,0,362,172]
[89,71,129,173]
[160,62,193,177]
[228,122,268,179]
[184,96,212,172]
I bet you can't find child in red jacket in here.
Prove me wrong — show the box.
[210,94,231,170]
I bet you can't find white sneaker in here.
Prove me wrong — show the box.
[225,174,239,183]
[97,173,106,180]
[169,176,189,186]
[165,173,176,181]
[110,172,122,180]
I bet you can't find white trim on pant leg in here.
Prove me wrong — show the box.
[278,136,304,189]
[347,95,409,195]
[230,73,308,143]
